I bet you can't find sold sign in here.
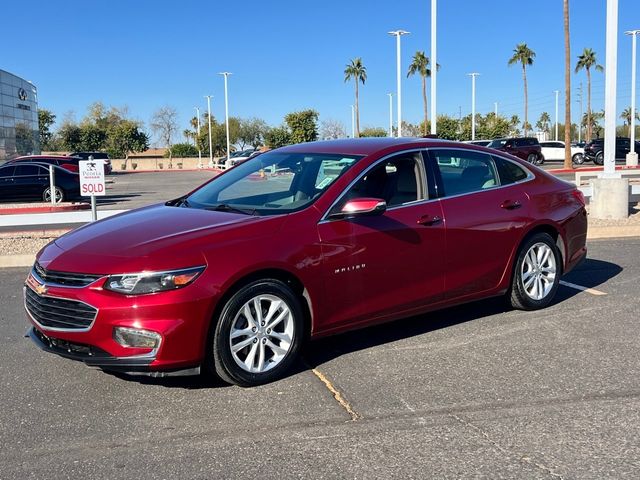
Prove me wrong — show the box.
[79,160,106,196]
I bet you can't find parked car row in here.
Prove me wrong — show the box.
[3,152,112,174]
[583,137,640,165]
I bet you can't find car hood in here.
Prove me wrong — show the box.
[38,204,284,274]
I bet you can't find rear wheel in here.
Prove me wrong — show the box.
[211,279,304,387]
[509,233,561,310]
[42,186,64,203]
[594,151,604,165]
[572,153,585,165]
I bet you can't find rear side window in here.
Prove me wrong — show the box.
[0,166,15,178]
[431,149,498,196]
[15,165,44,176]
[493,156,528,185]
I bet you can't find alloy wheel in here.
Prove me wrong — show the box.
[521,242,557,301]
[229,294,294,373]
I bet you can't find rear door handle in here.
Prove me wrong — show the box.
[501,200,522,210]
[417,215,442,226]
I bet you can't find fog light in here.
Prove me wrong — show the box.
[113,327,161,349]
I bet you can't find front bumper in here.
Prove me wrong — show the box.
[23,268,217,375]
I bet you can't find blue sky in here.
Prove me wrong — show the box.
[3,0,639,141]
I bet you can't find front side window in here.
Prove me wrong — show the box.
[185,151,360,215]
[330,152,425,215]
[431,149,498,196]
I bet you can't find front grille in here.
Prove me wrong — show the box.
[25,286,97,330]
[34,262,103,287]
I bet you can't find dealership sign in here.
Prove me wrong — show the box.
[79,160,106,196]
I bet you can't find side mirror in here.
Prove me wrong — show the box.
[329,197,387,219]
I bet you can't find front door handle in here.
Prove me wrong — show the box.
[417,215,442,226]
[501,200,522,210]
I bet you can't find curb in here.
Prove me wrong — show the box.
[548,165,640,174]
[587,225,640,239]
[112,168,223,175]
[0,254,34,268]
[0,203,90,216]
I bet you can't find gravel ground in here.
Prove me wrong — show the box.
[0,236,56,256]
[587,202,640,226]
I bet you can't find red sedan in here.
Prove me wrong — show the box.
[25,138,587,386]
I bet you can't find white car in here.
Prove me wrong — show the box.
[539,141,584,164]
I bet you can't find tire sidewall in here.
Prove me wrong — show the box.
[595,152,604,165]
[42,186,64,203]
[212,279,304,387]
[511,233,561,310]
[572,153,584,164]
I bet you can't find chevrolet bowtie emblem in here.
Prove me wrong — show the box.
[27,274,48,296]
[35,283,48,296]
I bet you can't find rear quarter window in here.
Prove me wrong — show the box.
[493,156,528,185]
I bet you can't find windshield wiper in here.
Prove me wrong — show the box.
[204,203,257,215]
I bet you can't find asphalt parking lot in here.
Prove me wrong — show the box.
[1,238,639,479]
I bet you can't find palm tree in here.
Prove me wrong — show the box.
[563,0,572,169]
[407,51,435,135]
[536,112,551,134]
[508,43,536,136]
[575,48,603,142]
[344,58,367,137]
[620,107,640,135]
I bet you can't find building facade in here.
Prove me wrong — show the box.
[1,69,39,160]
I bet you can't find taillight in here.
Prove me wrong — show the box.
[572,188,586,206]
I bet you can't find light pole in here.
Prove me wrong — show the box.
[387,93,393,137]
[467,73,479,140]
[194,106,202,168]
[602,0,618,177]
[576,82,583,143]
[494,102,498,117]
[430,0,437,135]
[350,105,355,138]
[204,95,213,168]
[219,72,232,169]
[554,90,559,141]
[625,29,639,165]
[388,30,410,137]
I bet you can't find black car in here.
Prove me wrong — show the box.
[5,155,81,173]
[0,162,81,203]
[69,151,112,173]
[583,137,640,165]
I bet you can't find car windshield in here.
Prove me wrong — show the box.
[487,139,507,148]
[184,151,361,215]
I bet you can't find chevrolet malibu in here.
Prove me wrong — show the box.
[25,138,587,386]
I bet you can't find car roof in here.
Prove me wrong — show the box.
[14,155,80,160]
[277,137,475,156]
[1,161,70,170]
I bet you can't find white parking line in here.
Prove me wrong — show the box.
[559,280,607,296]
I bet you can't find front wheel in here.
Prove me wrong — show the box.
[572,153,585,165]
[211,279,304,387]
[509,233,561,310]
[42,186,64,203]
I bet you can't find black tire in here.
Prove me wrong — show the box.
[572,153,585,165]
[526,153,538,164]
[211,279,304,387]
[42,186,64,203]
[509,232,562,311]
[594,151,604,165]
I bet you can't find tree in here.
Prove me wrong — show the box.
[79,124,107,151]
[436,115,461,140]
[150,106,179,162]
[344,58,367,137]
[284,109,319,144]
[620,107,640,135]
[359,127,387,137]
[320,119,346,140]
[38,109,56,150]
[58,123,83,151]
[238,118,269,148]
[407,51,437,135]
[563,0,573,169]
[582,110,604,138]
[575,47,604,142]
[508,43,536,136]
[265,126,292,149]
[536,112,552,135]
[107,120,149,160]
[168,143,198,157]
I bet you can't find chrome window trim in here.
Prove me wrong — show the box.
[23,284,99,333]
[319,148,429,223]
[319,146,536,223]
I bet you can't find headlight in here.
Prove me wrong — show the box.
[104,266,205,295]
